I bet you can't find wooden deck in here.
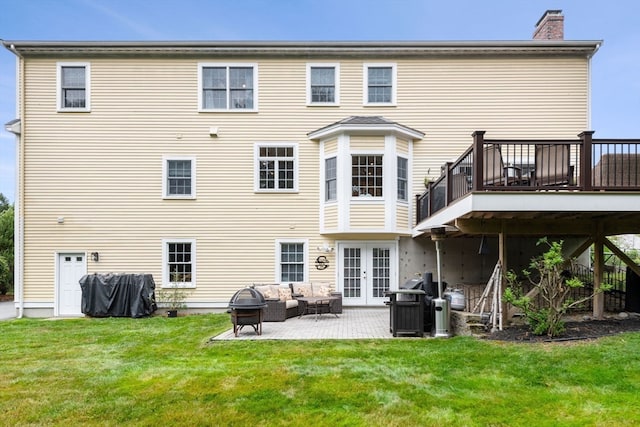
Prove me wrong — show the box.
[417,131,640,224]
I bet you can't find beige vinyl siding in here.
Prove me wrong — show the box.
[349,203,386,229]
[324,204,338,230]
[19,54,589,303]
[350,135,385,151]
[324,137,338,154]
[397,138,409,155]
[397,204,409,230]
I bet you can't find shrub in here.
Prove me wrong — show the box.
[504,238,610,337]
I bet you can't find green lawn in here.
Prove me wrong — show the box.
[1,314,639,426]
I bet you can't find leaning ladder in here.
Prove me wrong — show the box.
[472,261,503,331]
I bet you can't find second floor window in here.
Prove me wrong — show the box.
[308,64,339,105]
[200,64,256,111]
[364,64,396,105]
[58,63,90,111]
[256,145,297,192]
[352,155,383,197]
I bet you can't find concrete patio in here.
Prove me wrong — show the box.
[212,308,399,340]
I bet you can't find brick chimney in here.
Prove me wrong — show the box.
[533,10,564,40]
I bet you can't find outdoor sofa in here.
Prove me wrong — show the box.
[289,282,343,317]
[252,283,342,321]
[252,284,301,322]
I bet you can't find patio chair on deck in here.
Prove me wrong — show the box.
[533,144,573,186]
[483,145,505,186]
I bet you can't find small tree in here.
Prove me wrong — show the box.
[504,238,610,337]
[156,287,188,316]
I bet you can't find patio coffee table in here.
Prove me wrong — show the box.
[297,296,339,321]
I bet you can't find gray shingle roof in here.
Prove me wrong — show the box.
[308,116,424,139]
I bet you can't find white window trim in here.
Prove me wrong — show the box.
[162,238,196,289]
[397,155,409,203]
[198,62,259,112]
[275,239,309,283]
[324,155,338,203]
[57,62,91,112]
[363,62,397,106]
[254,143,299,193]
[162,155,197,199]
[350,150,385,201]
[306,63,340,106]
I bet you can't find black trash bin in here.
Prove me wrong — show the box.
[386,289,425,337]
[398,273,443,335]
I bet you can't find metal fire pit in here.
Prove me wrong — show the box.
[228,287,267,337]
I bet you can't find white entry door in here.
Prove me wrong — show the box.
[57,253,86,316]
[338,242,396,306]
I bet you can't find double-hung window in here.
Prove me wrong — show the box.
[352,155,383,197]
[163,156,196,199]
[397,156,408,201]
[277,240,307,282]
[307,63,339,105]
[364,63,396,105]
[255,144,298,192]
[325,157,337,201]
[163,239,196,288]
[199,63,258,111]
[57,62,90,111]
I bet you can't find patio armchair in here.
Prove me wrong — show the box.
[483,144,505,186]
[533,144,574,186]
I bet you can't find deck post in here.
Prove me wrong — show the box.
[579,131,594,191]
[472,131,486,191]
[444,162,453,204]
[592,223,604,319]
[499,221,508,326]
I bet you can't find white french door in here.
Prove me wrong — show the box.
[338,242,397,306]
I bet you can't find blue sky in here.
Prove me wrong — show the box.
[1,0,639,202]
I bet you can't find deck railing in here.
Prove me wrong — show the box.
[417,131,640,223]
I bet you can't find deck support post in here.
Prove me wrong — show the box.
[498,221,508,325]
[593,223,605,319]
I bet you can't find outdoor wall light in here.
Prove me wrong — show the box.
[317,243,334,253]
[91,252,99,262]
[209,126,219,137]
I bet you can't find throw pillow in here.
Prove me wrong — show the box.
[292,283,313,297]
[278,287,293,301]
[312,282,331,297]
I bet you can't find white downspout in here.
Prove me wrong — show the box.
[8,43,24,318]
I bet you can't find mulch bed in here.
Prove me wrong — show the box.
[486,314,640,343]
[0,295,13,302]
